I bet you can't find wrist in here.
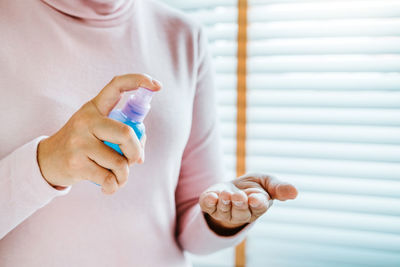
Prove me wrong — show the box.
[204,213,248,236]
[37,138,67,190]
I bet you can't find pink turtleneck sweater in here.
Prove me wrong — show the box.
[0,0,249,266]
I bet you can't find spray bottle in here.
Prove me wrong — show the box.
[104,87,155,155]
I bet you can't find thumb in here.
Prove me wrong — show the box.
[262,175,298,201]
[91,73,162,116]
[240,173,298,201]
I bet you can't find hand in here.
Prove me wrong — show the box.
[199,173,298,235]
[37,74,162,194]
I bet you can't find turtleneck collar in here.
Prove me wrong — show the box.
[40,0,136,26]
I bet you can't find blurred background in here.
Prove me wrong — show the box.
[163,0,400,266]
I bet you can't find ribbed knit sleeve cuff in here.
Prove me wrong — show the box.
[16,136,70,204]
[178,205,253,255]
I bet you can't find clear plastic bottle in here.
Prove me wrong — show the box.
[104,87,155,155]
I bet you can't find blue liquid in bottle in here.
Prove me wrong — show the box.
[103,87,155,156]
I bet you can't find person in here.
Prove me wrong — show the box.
[0,0,298,266]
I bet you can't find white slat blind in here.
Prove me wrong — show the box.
[162,0,400,266]
[246,1,400,267]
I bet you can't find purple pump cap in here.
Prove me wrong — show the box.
[121,87,155,122]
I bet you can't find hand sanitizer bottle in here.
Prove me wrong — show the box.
[104,87,155,155]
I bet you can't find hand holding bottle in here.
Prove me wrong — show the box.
[37,74,162,194]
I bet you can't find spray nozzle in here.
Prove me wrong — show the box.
[132,87,154,107]
[121,87,155,122]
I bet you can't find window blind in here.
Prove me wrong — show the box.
[245,1,400,267]
[162,0,400,266]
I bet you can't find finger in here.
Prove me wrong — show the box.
[91,117,142,164]
[260,176,298,201]
[138,134,146,164]
[140,134,147,147]
[199,191,218,215]
[91,74,162,116]
[83,158,119,195]
[276,183,298,200]
[86,138,129,187]
[248,192,270,219]
[215,190,232,222]
[242,173,298,201]
[231,190,251,224]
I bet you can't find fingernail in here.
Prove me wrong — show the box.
[233,201,244,207]
[206,201,215,207]
[152,79,162,88]
[222,199,230,205]
[138,150,144,164]
[250,202,261,208]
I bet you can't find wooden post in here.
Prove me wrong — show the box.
[235,0,248,266]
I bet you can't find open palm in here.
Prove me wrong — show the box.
[199,173,298,230]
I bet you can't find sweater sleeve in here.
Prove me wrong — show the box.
[0,136,70,239]
[175,27,251,255]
